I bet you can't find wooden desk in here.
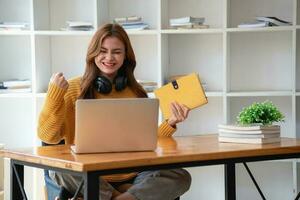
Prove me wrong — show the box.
[4,134,300,200]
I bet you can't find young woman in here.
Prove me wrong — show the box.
[38,23,191,200]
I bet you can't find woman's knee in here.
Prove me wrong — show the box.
[172,169,192,193]
[159,168,192,194]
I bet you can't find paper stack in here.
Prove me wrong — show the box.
[114,16,149,30]
[218,124,281,144]
[169,16,208,29]
[65,21,94,31]
[0,22,29,30]
[238,16,291,28]
[0,79,31,93]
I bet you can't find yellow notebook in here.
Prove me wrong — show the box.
[154,73,208,119]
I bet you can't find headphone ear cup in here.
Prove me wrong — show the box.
[94,76,112,94]
[115,75,127,91]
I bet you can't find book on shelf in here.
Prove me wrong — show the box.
[218,136,280,144]
[255,16,292,26]
[66,21,93,27]
[174,24,209,30]
[63,27,93,31]
[113,16,149,30]
[114,16,142,24]
[0,79,31,88]
[154,73,208,119]
[116,21,145,26]
[64,21,94,31]
[0,22,29,30]
[169,16,205,25]
[238,21,270,28]
[122,23,149,31]
[169,16,207,30]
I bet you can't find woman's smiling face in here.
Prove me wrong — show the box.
[94,36,126,80]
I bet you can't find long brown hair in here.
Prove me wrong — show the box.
[78,23,147,99]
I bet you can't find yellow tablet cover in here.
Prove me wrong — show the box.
[154,73,208,119]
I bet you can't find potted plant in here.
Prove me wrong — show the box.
[237,100,285,126]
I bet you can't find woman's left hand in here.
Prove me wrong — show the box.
[167,102,190,127]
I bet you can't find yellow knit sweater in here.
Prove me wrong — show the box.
[38,76,176,182]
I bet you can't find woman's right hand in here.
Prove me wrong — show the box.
[50,72,69,90]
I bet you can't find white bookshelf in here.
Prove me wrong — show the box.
[0,0,299,199]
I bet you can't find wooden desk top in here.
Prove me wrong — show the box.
[3,135,300,172]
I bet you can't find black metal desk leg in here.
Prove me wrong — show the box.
[84,172,99,200]
[295,191,300,200]
[10,161,25,200]
[225,163,236,200]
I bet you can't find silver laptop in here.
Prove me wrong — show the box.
[71,98,159,154]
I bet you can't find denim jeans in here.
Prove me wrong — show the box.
[50,168,191,200]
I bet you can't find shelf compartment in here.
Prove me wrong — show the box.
[0,35,32,87]
[228,0,293,28]
[161,0,224,29]
[33,0,96,31]
[175,97,223,136]
[161,34,223,92]
[0,0,31,30]
[228,96,293,138]
[98,0,158,29]
[35,35,91,93]
[0,98,33,148]
[229,31,293,91]
[129,35,159,84]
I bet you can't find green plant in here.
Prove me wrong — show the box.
[237,100,285,125]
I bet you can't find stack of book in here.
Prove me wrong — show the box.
[0,79,31,93]
[0,22,29,31]
[65,21,94,31]
[114,16,149,31]
[218,124,281,144]
[137,80,157,92]
[238,16,291,28]
[169,16,208,29]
